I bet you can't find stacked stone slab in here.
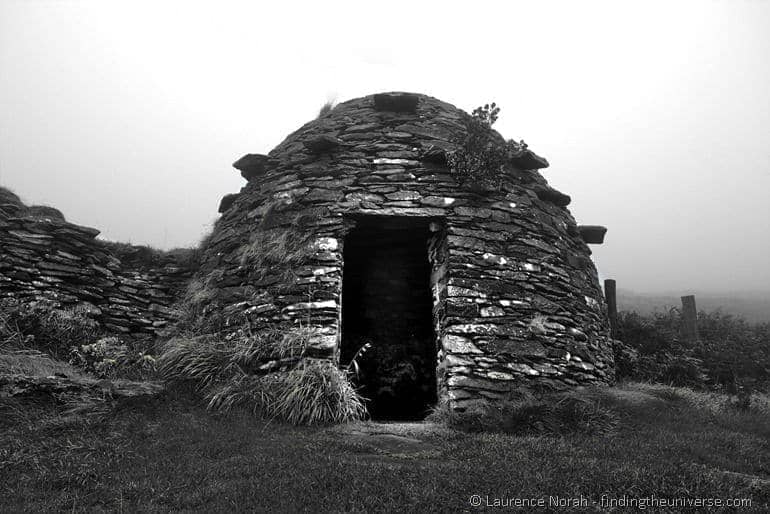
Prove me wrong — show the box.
[203,92,613,412]
[0,215,195,336]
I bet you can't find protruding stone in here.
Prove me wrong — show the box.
[218,193,239,213]
[233,154,270,180]
[578,225,607,244]
[533,185,571,207]
[373,92,419,113]
[420,145,448,165]
[303,134,344,154]
[510,148,549,170]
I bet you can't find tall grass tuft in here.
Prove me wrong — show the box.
[159,328,311,387]
[207,360,367,425]
[238,227,313,276]
[317,99,336,118]
[158,328,366,424]
[171,269,225,336]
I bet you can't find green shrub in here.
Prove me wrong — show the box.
[659,354,708,388]
[448,103,529,190]
[68,337,157,380]
[615,308,770,392]
[0,298,100,359]
[0,299,156,379]
[612,339,639,378]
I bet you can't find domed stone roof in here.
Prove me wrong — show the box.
[199,92,613,418]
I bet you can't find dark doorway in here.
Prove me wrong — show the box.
[341,216,437,420]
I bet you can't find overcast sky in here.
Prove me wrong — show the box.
[1,0,769,294]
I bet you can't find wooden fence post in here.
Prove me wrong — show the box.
[604,279,617,339]
[681,295,699,342]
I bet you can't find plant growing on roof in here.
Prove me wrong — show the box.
[448,103,529,191]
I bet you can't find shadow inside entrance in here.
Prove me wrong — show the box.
[340,216,437,421]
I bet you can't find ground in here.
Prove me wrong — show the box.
[1,383,768,512]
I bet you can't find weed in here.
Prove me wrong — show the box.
[317,99,337,118]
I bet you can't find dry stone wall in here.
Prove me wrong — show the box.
[198,92,615,413]
[0,215,196,336]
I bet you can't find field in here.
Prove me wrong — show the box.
[1,383,768,513]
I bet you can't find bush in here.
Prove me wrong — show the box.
[0,298,157,380]
[612,339,639,378]
[448,103,529,190]
[615,308,770,392]
[69,337,157,380]
[0,298,100,359]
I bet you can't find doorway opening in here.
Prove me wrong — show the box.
[341,216,437,420]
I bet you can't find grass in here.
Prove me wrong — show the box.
[159,328,312,385]
[0,350,81,377]
[99,240,200,269]
[159,329,366,424]
[0,298,101,360]
[208,359,367,424]
[0,382,767,512]
[237,225,313,278]
[317,99,336,118]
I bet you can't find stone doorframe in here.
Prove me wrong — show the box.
[335,214,449,414]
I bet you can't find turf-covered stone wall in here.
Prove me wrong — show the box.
[198,92,614,414]
[0,214,196,336]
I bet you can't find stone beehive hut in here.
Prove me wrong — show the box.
[202,92,613,419]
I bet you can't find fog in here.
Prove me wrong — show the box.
[1,0,769,294]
